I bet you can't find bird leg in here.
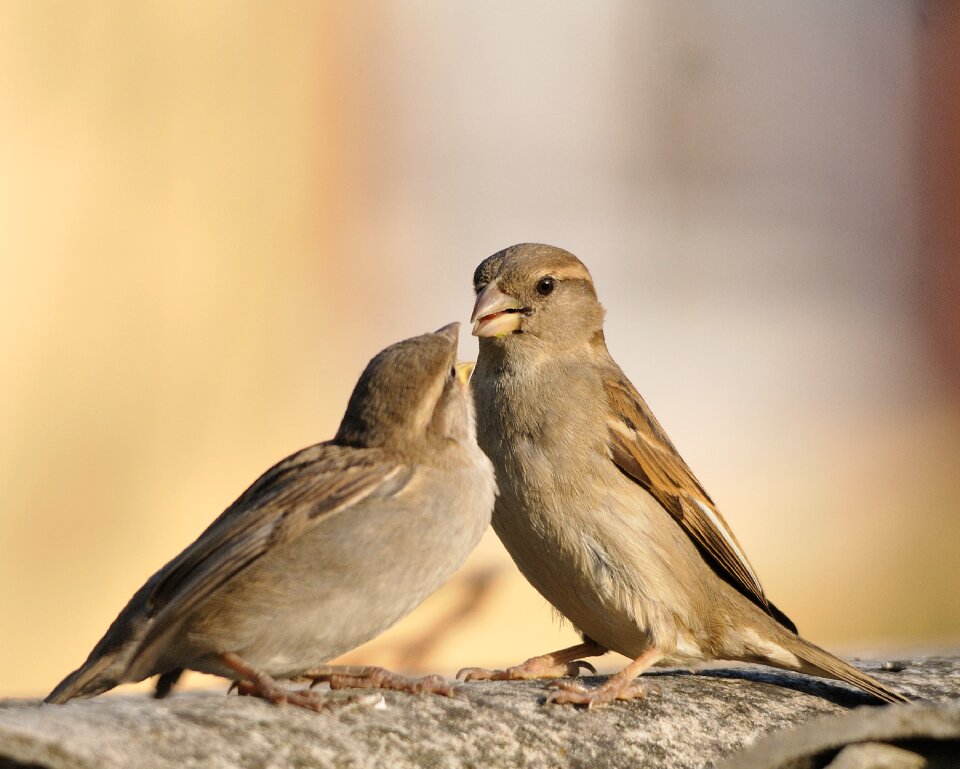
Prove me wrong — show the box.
[545,647,663,708]
[302,665,458,697]
[221,652,334,712]
[154,668,184,699]
[457,640,606,682]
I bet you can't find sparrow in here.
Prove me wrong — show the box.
[46,323,496,711]
[457,243,907,707]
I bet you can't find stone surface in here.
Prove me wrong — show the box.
[718,686,960,769]
[828,743,927,769]
[0,658,957,769]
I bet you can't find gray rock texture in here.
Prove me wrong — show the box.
[0,658,957,769]
[719,694,960,769]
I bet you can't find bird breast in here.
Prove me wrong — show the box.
[474,361,709,659]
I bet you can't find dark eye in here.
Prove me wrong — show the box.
[536,276,555,296]
[449,366,456,379]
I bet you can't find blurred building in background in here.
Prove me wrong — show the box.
[2,2,958,697]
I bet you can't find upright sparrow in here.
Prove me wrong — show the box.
[47,324,495,710]
[458,244,906,707]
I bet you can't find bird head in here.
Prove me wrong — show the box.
[471,244,606,353]
[335,323,476,450]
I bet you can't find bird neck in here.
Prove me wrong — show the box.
[478,328,608,373]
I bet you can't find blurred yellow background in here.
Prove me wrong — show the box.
[2,2,959,698]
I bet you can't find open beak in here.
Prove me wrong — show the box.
[455,361,475,387]
[471,280,523,337]
[434,321,461,342]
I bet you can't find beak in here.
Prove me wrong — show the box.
[434,322,461,343]
[471,280,523,337]
[455,361,475,387]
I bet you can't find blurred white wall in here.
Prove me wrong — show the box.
[2,2,957,698]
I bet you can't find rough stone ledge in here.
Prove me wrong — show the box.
[0,657,957,769]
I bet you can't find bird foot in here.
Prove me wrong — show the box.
[457,658,596,682]
[545,677,660,709]
[307,666,459,697]
[222,651,368,713]
[234,678,335,712]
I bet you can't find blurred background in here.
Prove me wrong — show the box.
[2,2,959,698]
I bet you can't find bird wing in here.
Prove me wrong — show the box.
[602,373,797,632]
[139,442,414,651]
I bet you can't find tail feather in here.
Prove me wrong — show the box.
[787,636,909,704]
[45,576,165,704]
[44,656,122,704]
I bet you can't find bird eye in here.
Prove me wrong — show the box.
[449,366,456,379]
[536,276,555,296]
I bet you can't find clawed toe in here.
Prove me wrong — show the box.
[399,674,458,697]
[544,686,605,708]
[235,679,332,712]
[569,660,597,676]
[544,689,579,706]
[457,643,606,684]
[545,688,597,708]
[545,679,587,694]
[456,665,536,682]
[223,652,337,713]
[543,649,664,708]
[284,689,333,712]
[544,678,655,708]
[326,667,458,697]
[457,658,596,682]
[456,666,510,682]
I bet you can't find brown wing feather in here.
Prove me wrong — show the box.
[139,443,412,652]
[44,443,412,703]
[602,374,797,632]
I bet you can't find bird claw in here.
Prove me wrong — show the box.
[223,652,337,713]
[283,689,334,712]
[235,679,333,712]
[456,666,503,682]
[571,660,598,676]
[544,687,589,708]
[544,677,658,708]
[325,667,459,697]
[457,658,595,682]
[546,679,587,693]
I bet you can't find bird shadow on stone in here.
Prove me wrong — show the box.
[640,666,886,709]
[525,669,873,709]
